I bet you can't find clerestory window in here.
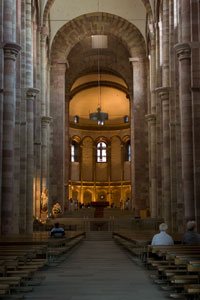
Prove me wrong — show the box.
[97,142,107,163]
[71,141,80,162]
[125,140,131,162]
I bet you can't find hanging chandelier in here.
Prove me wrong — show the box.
[89,33,109,125]
[89,106,108,126]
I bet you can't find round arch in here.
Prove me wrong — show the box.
[42,0,153,26]
[50,12,146,63]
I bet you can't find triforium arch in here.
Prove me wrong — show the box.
[49,11,148,214]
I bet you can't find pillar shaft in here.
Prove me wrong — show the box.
[25,0,33,86]
[65,99,69,212]
[50,63,66,210]
[41,116,51,215]
[2,43,21,234]
[26,88,39,233]
[41,116,51,192]
[156,88,171,226]
[129,58,148,213]
[162,0,169,87]
[175,43,195,220]
[146,114,157,217]
[3,0,13,42]
[148,28,157,217]
[40,27,48,116]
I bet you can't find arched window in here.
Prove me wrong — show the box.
[71,141,80,162]
[125,140,131,162]
[73,115,79,123]
[97,142,107,162]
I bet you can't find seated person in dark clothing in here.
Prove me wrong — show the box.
[182,220,200,245]
[50,222,65,238]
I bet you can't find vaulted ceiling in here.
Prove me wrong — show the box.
[42,0,151,125]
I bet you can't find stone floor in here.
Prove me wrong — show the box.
[25,240,168,300]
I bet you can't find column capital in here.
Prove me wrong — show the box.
[129,58,140,65]
[50,61,67,73]
[155,87,171,100]
[145,113,156,123]
[3,42,21,61]
[41,116,52,124]
[26,88,40,98]
[174,43,191,61]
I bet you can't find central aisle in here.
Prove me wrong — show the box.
[26,240,166,300]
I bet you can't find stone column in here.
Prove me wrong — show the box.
[0,88,3,234]
[26,0,33,86]
[145,114,157,217]
[34,141,41,219]
[162,0,170,87]
[155,22,162,216]
[108,144,111,204]
[3,0,14,42]
[156,87,171,227]
[19,0,27,234]
[129,58,148,214]
[190,2,200,230]
[147,26,157,218]
[1,42,21,234]
[26,88,39,233]
[50,62,66,210]
[92,144,96,202]
[40,26,48,116]
[41,116,52,214]
[64,98,69,212]
[80,144,84,203]
[174,43,195,221]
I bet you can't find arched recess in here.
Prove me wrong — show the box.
[49,12,148,213]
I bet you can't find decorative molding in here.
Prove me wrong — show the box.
[41,116,52,123]
[129,57,140,65]
[155,87,171,100]
[26,88,40,98]
[41,116,52,127]
[3,42,21,61]
[145,113,156,123]
[69,122,130,131]
[67,180,131,187]
[174,43,191,61]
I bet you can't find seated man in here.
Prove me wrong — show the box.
[50,222,65,238]
[182,220,200,245]
[151,223,174,245]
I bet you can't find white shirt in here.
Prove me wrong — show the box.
[151,231,174,246]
